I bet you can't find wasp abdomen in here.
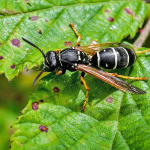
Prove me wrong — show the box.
[91,47,136,69]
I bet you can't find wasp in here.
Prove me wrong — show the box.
[22,23,150,111]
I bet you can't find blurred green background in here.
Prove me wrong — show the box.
[0,68,34,150]
[0,68,49,150]
[0,2,150,150]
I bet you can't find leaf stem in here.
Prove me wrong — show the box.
[133,19,150,49]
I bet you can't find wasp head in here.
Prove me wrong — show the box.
[21,37,60,85]
[44,51,59,72]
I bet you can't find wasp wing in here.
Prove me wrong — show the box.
[77,64,146,94]
[74,42,135,56]
[118,42,135,52]
[74,42,119,56]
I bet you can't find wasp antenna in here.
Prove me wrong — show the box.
[33,70,44,86]
[22,37,46,58]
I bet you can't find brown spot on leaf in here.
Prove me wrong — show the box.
[64,41,72,47]
[40,99,44,103]
[32,102,39,110]
[10,125,12,128]
[104,9,110,13]
[124,8,134,16]
[106,97,113,103]
[11,39,20,47]
[39,125,48,132]
[53,87,60,93]
[107,17,114,22]
[0,56,4,59]
[80,81,83,85]
[30,16,39,21]
[45,19,48,22]
[10,65,16,69]
[37,29,42,34]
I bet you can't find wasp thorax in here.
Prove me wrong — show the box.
[45,51,59,71]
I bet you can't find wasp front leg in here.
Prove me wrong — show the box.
[70,23,82,46]
[80,72,89,111]
[56,69,66,76]
[54,48,61,53]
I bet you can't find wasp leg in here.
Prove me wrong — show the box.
[107,73,148,80]
[55,49,61,53]
[70,23,82,46]
[56,70,66,76]
[80,72,89,111]
[136,48,150,54]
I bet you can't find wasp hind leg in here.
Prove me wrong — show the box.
[136,48,150,54]
[108,73,148,80]
[70,23,82,46]
[80,72,89,111]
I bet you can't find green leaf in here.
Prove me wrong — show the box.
[10,57,150,149]
[6,0,150,149]
[0,0,147,80]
